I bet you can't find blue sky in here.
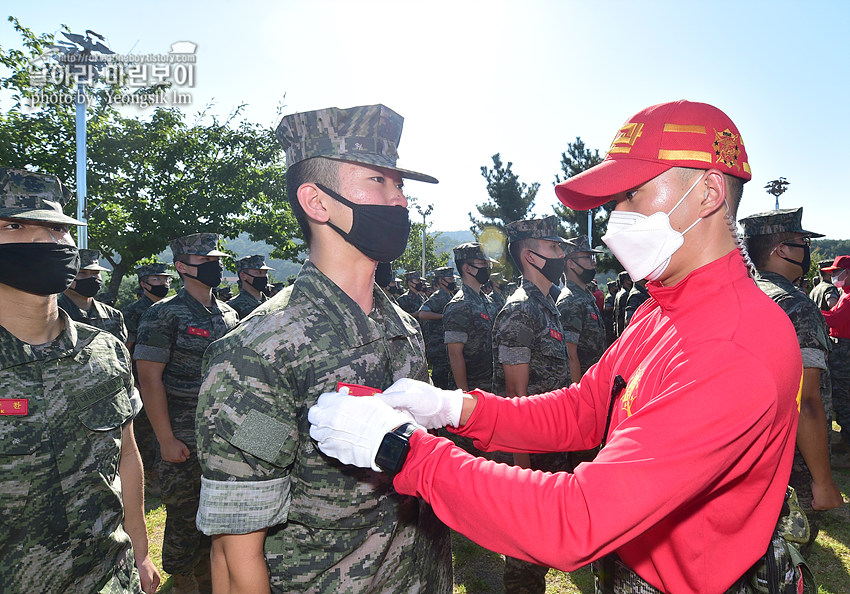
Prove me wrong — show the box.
[3,1,849,238]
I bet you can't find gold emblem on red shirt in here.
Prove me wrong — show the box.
[621,366,643,417]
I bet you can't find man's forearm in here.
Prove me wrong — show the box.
[119,422,149,558]
[797,369,835,485]
[447,344,468,391]
[137,364,174,442]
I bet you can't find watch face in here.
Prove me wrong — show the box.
[375,425,413,474]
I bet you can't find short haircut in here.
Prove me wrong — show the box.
[674,167,744,218]
[507,238,539,275]
[286,157,340,245]
[743,231,796,270]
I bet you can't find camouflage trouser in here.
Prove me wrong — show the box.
[829,337,850,437]
[430,357,456,390]
[157,416,210,576]
[99,547,142,594]
[132,407,160,484]
[591,555,752,593]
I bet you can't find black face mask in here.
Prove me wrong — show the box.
[375,262,393,288]
[185,260,222,287]
[781,242,811,277]
[246,274,269,294]
[529,251,566,285]
[413,281,426,293]
[144,283,170,299]
[389,285,403,296]
[0,243,80,295]
[569,260,597,285]
[467,263,490,285]
[72,276,102,298]
[316,183,411,262]
[444,281,457,293]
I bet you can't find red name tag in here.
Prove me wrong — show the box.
[550,329,563,341]
[336,382,383,396]
[0,399,28,415]
[187,326,210,338]
[591,313,599,321]
[480,313,490,321]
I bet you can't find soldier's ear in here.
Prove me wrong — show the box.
[297,183,330,223]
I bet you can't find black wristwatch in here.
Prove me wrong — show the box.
[375,423,418,475]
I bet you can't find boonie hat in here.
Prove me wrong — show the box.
[276,104,437,184]
[822,256,850,274]
[555,100,751,210]
[506,216,567,244]
[236,254,274,273]
[170,233,229,259]
[78,249,110,271]
[0,167,85,226]
[738,207,823,239]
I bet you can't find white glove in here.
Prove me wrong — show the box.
[378,378,464,429]
[308,389,417,472]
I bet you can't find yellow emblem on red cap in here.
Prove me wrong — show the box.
[713,129,742,171]
[608,122,644,155]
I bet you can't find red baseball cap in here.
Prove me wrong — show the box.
[821,256,850,273]
[555,100,751,210]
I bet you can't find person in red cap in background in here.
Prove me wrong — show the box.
[308,101,803,593]
[821,255,850,465]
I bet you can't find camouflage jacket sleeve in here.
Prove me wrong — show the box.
[556,291,583,345]
[777,292,831,371]
[443,300,470,344]
[133,303,174,364]
[195,337,297,536]
[494,305,534,365]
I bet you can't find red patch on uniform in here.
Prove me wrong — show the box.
[336,382,383,396]
[550,329,563,341]
[590,313,599,321]
[0,399,28,415]
[187,326,210,338]
[480,313,490,321]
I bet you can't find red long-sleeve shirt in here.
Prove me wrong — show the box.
[394,250,801,594]
[822,289,850,338]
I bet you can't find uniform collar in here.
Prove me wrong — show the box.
[521,278,559,316]
[0,309,85,371]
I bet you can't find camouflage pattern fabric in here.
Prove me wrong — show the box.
[506,216,566,244]
[235,254,273,273]
[122,295,156,346]
[810,281,840,311]
[443,283,496,392]
[755,270,831,547]
[58,293,128,343]
[0,167,83,225]
[78,249,110,271]
[490,289,506,313]
[829,337,850,441]
[420,287,456,389]
[0,310,141,593]
[493,279,571,594]
[397,290,425,316]
[135,262,172,280]
[613,287,630,337]
[134,288,238,575]
[739,207,823,239]
[453,241,492,263]
[556,278,606,375]
[227,289,266,319]
[275,104,438,184]
[624,285,650,328]
[169,233,228,258]
[196,260,452,593]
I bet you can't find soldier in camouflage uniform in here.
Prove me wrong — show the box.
[0,168,159,593]
[228,254,274,319]
[494,217,571,593]
[58,249,128,342]
[418,266,458,389]
[741,207,844,549]
[135,233,238,593]
[489,272,507,312]
[196,104,452,592]
[556,235,606,381]
[397,270,427,317]
[613,270,633,337]
[810,259,840,311]
[123,262,174,496]
[444,242,497,392]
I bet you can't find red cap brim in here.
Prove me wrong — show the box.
[554,158,672,210]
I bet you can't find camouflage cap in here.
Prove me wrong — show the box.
[506,216,566,245]
[564,235,605,257]
[404,271,421,281]
[276,104,438,184]
[434,266,454,279]
[169,233,229,259]
[78,249,110,271]
[453,242,497,263]
[0,168,85,226]
[135,262,173,280]
[490,272,506,284]
[738,207,824,239]
[235,254,274,273]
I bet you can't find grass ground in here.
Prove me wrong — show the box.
[144,436,850,593]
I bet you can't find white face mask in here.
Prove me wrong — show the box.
[602,173,706,282]
[833,272,846,289]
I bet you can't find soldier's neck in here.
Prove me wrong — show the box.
[63,289,93,311]
[0,286,64,345]
[309,242,375,314]
[183,278,215,307]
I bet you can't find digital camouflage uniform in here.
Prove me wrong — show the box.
[419,267,456,389]
[229,254,273,319]
[810,280,839,312]
[497,218,572,593]
[397,271,426,316]
[196,261,452,593]
[443,279,496,392]
[557,278,606,376]
[0,310,143,594]
[58,250,128,342]
[741,208,832,549]
[489,273,507,313]
[133,234,239,576]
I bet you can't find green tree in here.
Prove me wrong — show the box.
[470,153,538,236]
[552,137,620,272]
[395,198,450,276]
[0,18,299,297]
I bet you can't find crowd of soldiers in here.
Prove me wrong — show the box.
[1,98,847,594]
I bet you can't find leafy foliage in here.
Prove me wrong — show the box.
[470,153,538,235]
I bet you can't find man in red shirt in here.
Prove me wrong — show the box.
[309,101,802,593]
[821,255,850,464]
